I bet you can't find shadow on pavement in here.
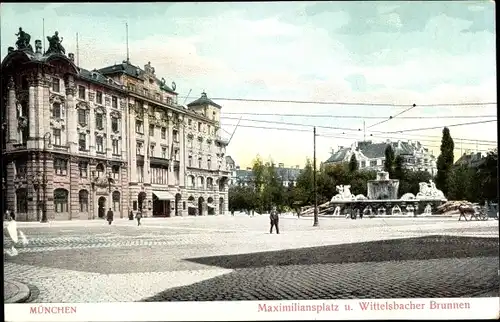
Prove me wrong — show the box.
[183,235,499,269]
[142,235,499,301]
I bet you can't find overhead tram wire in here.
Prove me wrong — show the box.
[221,113,497,119]
[178,95,497,108]
[367,103,417,129]
[219,123,494,152]
[220,117,498,144]
[380,119,498,134]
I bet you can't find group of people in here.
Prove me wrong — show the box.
[105,208,143,226]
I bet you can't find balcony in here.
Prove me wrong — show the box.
[128,86,177,108]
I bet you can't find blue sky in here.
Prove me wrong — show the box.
[1,2,496,168]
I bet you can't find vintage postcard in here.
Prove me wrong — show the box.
[2,1,499,321]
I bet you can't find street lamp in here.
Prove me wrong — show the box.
[41,132,51,223]
[32,172,42,221]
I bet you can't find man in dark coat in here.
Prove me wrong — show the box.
[269,206,280,234]
[106,208,114,225]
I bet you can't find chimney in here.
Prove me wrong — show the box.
[35,40,42,54]
[68,53,75,62]
[8,47,14,54]
[278,163,284,168]
[236,166,240,170]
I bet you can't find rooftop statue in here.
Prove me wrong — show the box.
[15,27,33,52]
[45,31,65,55]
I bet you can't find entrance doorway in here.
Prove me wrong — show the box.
[188,196,196,216]
[138,192,147,211]
[198,197,205,216]
[98,197,106,218]
[153,194,171,217]
[219,197,224,215]
[207,197,215,215]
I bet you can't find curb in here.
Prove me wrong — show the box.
[5,280,31,303]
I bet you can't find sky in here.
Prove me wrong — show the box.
[1,2,497,168]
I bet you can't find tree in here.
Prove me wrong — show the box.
[447,165,474,201]
[476,149,498,202]
[262,161,285,212]
[348,154,358,172]
[384,144,395,176]
[251,156,266,212]
[295,159,314,206]
[435,127,455,196]
[393,155,405,180]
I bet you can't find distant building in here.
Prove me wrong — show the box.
[229,160,302,187]
[454,152,487,168]
[225,156,237,185]
[323,140,437,176]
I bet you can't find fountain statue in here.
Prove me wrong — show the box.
[424,204,432,215]
[367,171,399,200]
[392,205,402,216]
[333,206,341,216]
[416,180,446,200]
[401,193,416,200]
[331,185,356,201]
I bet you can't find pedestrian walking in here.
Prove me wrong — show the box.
[106,208,114,225]
[4,209,28,257]
[269,206,280,234]
[129,209,134,220]
[136,211,142,226]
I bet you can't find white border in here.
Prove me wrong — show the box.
[4,298,500,321]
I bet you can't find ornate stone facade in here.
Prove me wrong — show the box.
[1,29,230,221]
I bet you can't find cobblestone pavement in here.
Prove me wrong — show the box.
[3,216,499,302]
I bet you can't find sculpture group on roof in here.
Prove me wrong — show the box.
[15,27,32,52]
[45,31,65,55]
[12,27,66,56]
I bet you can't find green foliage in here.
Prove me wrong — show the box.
[435,127,455,196]
[394,155,405,180]
[384,144,395,176]
[348,154,359,172]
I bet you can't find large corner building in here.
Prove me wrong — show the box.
[1,30,231,221]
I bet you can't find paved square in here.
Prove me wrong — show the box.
[4,215,499,302]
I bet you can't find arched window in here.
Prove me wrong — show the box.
[96,163,105,177]
[53,102,62,119]
[207,177,213,189]
[198,176,204,189]
[189,175,195,188]
[112,191,120,212]
[54,188,69,213]
[16,188,28,213]
[79,190,89,212]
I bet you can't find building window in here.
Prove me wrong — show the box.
[78,86,86,100]
[188,155,193,167]
[370,160,377,167]
[166,97,172,105]
[96,163,105,177]
[149,145,155,157]
[198,122,202,132]
[78,133,86,151]
[361,161,366,168]
[136,120,144,134]
[173,129,179,142]
[137,165,144,182]
[188,138,193,148]
[112,96,118,108]
[174,149,179,161]
[136,142,143,155]
[52,102,62,119]
[149,124,155,136]
[52,78,60,92]
[78,109,87,126]
[16,188,28,213]
[96,136,104,153]
[53,129,61,146]
[79,190,89,212]
[188,119,192,127]
[111,117,119,132]
[112,139,119,155]
[96,91,103,104]
[79,161,88,177]
[112,191,121,212]
[161,127,166,139]
[112,165,120,180]
[96,113,104,130]
[54,158,68,175]
[54,188,69,213]
[198,157,202,168]
[189,175,195,188]
[161,147,167,159]
[213,111,216,120]
[207,157,211,169]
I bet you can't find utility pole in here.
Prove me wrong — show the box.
[313,126,319,227]
[363,120,366,141]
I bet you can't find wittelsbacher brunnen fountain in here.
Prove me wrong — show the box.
[328,171,447,217]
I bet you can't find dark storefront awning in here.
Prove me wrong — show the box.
[153,191,174,201]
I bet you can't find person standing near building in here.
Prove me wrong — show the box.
[136,210,142,226]
[106,208,114,225]
[269,206,280,234]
